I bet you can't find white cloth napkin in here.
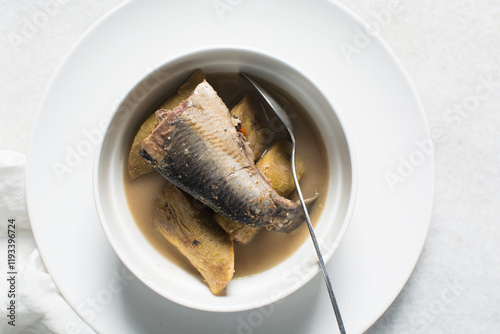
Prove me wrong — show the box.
[0,150,94,334]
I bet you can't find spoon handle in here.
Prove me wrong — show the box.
[291,142,346,334]
[240,73,347,333]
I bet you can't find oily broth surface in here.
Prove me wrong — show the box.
[124,72,329,279]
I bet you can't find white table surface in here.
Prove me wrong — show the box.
[1,1,499,333]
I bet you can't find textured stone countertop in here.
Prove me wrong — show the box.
[1,1,499,333]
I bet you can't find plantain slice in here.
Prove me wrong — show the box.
[230,95,267,162]
[256,141,306,197]
[128,69,206,179]
[159,69,206,110]
[128,114,157,179]
[213,215,260,244]
[153,181,234,295]
[214,140,306,244]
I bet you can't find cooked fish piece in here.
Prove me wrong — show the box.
[153,181,234,295]
[213,96,265,243]
[140,80,307,233]
[215,140,307,243]
[128,69,205,179]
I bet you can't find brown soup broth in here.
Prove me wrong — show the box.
[124,72,329,279]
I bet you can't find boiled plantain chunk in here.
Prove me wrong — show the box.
[153,181,234,295]
[257,141,306,197]
[159,68,206,110]
[230,95,267,161]
[213,214,260,244]
[128,69,206,179]
[214,141,306,243]
[128,113,157,179]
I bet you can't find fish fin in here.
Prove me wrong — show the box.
[302,192,320,205]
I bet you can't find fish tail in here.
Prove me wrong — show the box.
[264,196,304,233]
[267,191,320,233]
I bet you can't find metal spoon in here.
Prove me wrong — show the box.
[241,73,346,334]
